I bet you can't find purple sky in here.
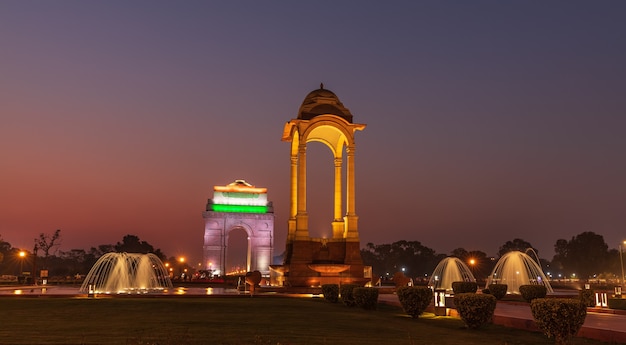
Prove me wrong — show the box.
[2,1,625,266]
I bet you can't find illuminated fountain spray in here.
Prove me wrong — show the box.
[79,252,173,294]
[428,257,476,292]
[485,250,553,294]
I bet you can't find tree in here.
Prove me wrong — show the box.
[556,232,610,279]
[114,235,155,254]
[450,248,468,259]
[361,240,441,279]
[89,244,116,258]
[550,239,569,276]
[0,236,11,265]
[34,229,61,268]
[497,238,537,258]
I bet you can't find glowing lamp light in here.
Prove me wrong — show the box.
[596,291,608,307]
[434,288,447,316]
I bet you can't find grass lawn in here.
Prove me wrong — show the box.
[0,295,605,345]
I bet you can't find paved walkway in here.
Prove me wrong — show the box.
[378,294,626,344]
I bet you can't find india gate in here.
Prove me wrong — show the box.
[203,85,368,287]
[203,180,274,276]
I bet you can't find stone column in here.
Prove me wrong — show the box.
[288,152,298,241]
[344,145,359,240]
[295,143,309,239]
[332,156,344,238]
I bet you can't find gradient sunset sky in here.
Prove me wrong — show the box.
[2,1,625,266]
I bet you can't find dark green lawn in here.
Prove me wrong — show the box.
[0,295,605,345]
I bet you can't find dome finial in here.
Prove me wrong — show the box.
[320,82,324,90]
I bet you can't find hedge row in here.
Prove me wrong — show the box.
[322,284,379,310]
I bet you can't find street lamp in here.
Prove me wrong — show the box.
[18,251,26,274]
[179,257,186,280]
[618,241,625,284]
[17,251,27,284]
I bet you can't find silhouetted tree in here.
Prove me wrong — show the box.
[450,248,468,259]
[550,239,569,276]
[0,236,10,265]
[115,235,154,254]
[497,238,537,258]
[89,244,116,258]
[34,229,61,269]
[361,240,442,279]
[554,232,610,279]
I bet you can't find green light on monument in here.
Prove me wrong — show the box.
[212,204,268,213]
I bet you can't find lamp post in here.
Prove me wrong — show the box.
[18,251,26,284]
[179,257,185,280]
[18,251,26,274]
[468,258,476,277]
[619,241,626,285]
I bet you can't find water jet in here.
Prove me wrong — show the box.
[428,257,476,292]
[485,250,553,294]
[79,252,173,294]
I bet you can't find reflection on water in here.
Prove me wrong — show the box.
[0,285,239,296]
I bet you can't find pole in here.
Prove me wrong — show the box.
[33,245,38,285]
[619,242,625,285]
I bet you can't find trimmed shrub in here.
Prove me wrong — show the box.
[487,284,508,300]
[321,284,339,303]
[393,272,411,287]
[354,287,379,310]
[454,293,497,329]
[452,281,478,294]
[340,284,359,307]
[397,286,433,318]
[578,289,595,307]
[531,298,587,345]
[519,285,547,302]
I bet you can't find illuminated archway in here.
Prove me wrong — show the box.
[203,180,274,276]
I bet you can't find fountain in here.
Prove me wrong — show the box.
[485,250,553,294]
[428,257,476,292]
[79,252,173,294]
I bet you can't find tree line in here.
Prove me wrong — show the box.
[0,231,171,279]
[1,230,622,282]
[361,231,623,282]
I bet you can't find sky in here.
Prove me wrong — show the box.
[2,1,625,266]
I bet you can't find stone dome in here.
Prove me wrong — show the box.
[297,84,353,123]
